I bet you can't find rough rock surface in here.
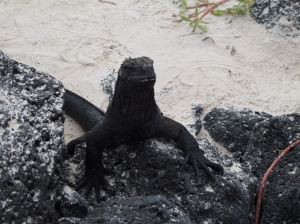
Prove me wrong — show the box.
[243,113,300,223]
[188,104,203,136]
[0,50,65,223]
[101,70,117,102]
[203,107,271,153]
[86,195,192,223]
[251,0,300,36]
[56,186,88,219]
[62,138,255,224]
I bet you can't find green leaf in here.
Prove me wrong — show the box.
[237,7,245,14]
[195,7,198,16]
[199,20,209,24]
[181,0,187,9]
[217,9,228,12]
[213,10,226,16]
[180,15,193,23]
[197,24,207,33]
[228,7,238,14]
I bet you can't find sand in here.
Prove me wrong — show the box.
[1,0,299,145]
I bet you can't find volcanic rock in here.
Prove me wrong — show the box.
[203,107,271,153]
[251,0,300,36]
[62,138,255,224]
[85,195,192,223]
[243,113,300,223]
[0,50,65,223]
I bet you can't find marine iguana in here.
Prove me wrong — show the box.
[64,57,223,202]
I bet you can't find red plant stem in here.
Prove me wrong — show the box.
[186,0,228,9]
[255,139,300,224]
[186,3,215,9]
[198,0,227,20]
[177,0,228,23]
[188,9,206,18]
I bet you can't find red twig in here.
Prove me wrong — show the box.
[173,0,228,25]
[255,139,300,224]
[186,0,228,9]
[186,3,215,9]
[191,4,215,32]
[199,3,216,20]
[192,0,228,32]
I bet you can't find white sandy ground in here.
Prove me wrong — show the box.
[1,0,300,150]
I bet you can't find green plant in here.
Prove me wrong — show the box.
[177,0,256,33]
[214,0,255,15]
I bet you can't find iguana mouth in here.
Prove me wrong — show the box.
[119,75,156,83]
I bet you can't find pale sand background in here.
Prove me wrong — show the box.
[1,0,299,147]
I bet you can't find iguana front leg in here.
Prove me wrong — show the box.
[67,132,91,156]
[150,116,223,182]
[75,138,111,202]
[66,120,116,202]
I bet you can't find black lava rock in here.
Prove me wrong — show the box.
[57,186,88,218]
[243,113,300,177]
[188,104,204,136]
[0,50,65,223]
[101,70,117,102]
[86,195,192,223]
[63,138,255,224]
[251,0,300,36]
[243,113,300,223]
[203,107,271,153]
[58,217,82,224]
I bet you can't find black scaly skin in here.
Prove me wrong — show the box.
[65,57,224,202]
[64,89,105,131]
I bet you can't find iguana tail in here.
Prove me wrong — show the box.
[63,89,105,131]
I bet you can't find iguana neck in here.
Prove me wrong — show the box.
[107,77,158,126]
[105,57,159,127]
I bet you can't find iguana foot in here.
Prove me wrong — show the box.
[183,149,223,183]
[76,166,111,202]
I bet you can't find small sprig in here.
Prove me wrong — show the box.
[180,6,209,33]
[176,0,256,33]
[213,0,255,15]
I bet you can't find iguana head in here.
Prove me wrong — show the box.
[108,57,158,122]
[118,57,156,86]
